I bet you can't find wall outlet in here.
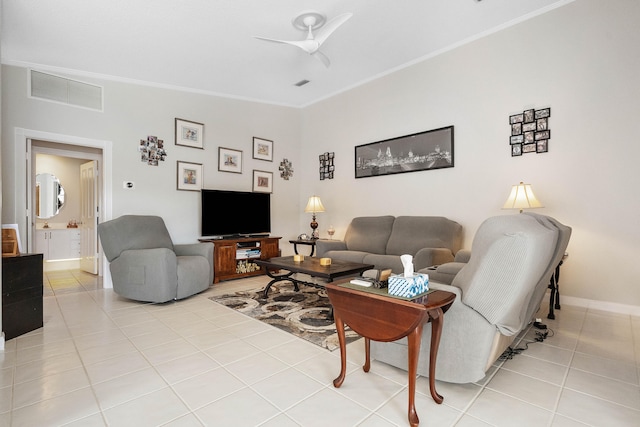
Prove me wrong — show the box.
[123,181,135,189]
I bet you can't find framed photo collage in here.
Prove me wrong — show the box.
[509,108,551,157]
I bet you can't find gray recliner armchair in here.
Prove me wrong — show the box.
[98,215,214,303]
[371,213,571,383]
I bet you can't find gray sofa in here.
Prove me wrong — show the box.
[315,216,463,273]
[371,213,571,383]
[98,215,214,303]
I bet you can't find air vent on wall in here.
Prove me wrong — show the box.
[29,70,103,111]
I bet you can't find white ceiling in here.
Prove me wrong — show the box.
[1,0,572,108]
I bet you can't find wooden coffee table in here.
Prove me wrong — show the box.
[325,281,456,427]
[254,256,374,298]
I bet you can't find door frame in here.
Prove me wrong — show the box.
[14,128,113,284]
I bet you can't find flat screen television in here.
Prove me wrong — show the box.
[201,189,271,238]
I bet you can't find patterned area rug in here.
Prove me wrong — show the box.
[209,284,360,351]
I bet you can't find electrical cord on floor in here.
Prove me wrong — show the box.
[498,326,555,361]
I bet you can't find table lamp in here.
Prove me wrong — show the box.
[502,182,543,213]
[304,195,325,239]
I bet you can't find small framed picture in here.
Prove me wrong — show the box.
[511,144,522,157]
[522,143,537,153]
[524,131,535,143]
[537,140,549,153]
[253,137,273,161]
[510,135,524,145]
[509,113,524,124]
[511,123,522,136]
[253,170,273,193]
[175,118,204,149]
[218,147,243,173]
[177,161,202,191]
[522,122,537,132]
[536,118,548,130]
[535,108,551,119]
[523,109,535,123]
[535,130,551,140]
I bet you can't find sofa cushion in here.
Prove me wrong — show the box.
[344,216,395,255]
[322,250,370,265]
[386,216,463,256]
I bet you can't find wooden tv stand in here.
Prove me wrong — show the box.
[199,236,281,283]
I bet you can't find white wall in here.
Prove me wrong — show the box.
[1,66,302,248]
[1,0,639,309]
[300,0,640,307]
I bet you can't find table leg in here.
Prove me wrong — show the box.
[428,308,445,404]
[363,338,371,373]
[262,269,297,298]
[407,324,424,427]
[332,315,347,388]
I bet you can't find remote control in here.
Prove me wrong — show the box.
[350,279,373,287]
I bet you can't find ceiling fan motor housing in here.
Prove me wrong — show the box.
[292,11,326,31]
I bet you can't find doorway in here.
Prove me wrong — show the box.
[31,143,101,274]
[13,128,113,285]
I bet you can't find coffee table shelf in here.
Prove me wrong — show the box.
[254,256,374,298]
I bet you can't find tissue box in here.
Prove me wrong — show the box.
[388,273,429,298]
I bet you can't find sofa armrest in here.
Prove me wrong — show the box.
[420,261,467,285]
[419,249,469,285]
[174,242,214,285]
[454,249,471,263]
[413,247,455,270]
[315,239,347,257]
[174,242,213,258]
[428,281,463,298]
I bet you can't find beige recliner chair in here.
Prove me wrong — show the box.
[371,213,571,383]
[98,215,214,303]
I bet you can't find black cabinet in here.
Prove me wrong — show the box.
[2,254,43,340]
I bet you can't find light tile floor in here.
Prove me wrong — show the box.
[1,270,639,426]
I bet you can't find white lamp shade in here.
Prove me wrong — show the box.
[503,182,543,211]
[304,196,325,213]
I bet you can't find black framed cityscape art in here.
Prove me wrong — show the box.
[509,107,550,156]
[354,126,454,179]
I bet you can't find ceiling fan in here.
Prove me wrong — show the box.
[254,11,353,68]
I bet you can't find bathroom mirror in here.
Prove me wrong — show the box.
[35,173,65,219]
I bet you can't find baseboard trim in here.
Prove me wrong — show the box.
[561,295,640,316]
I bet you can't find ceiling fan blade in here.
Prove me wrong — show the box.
[314,12,353,46]
[312,50,331,68]
[254,36,317,53]
[254,36,297,47]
